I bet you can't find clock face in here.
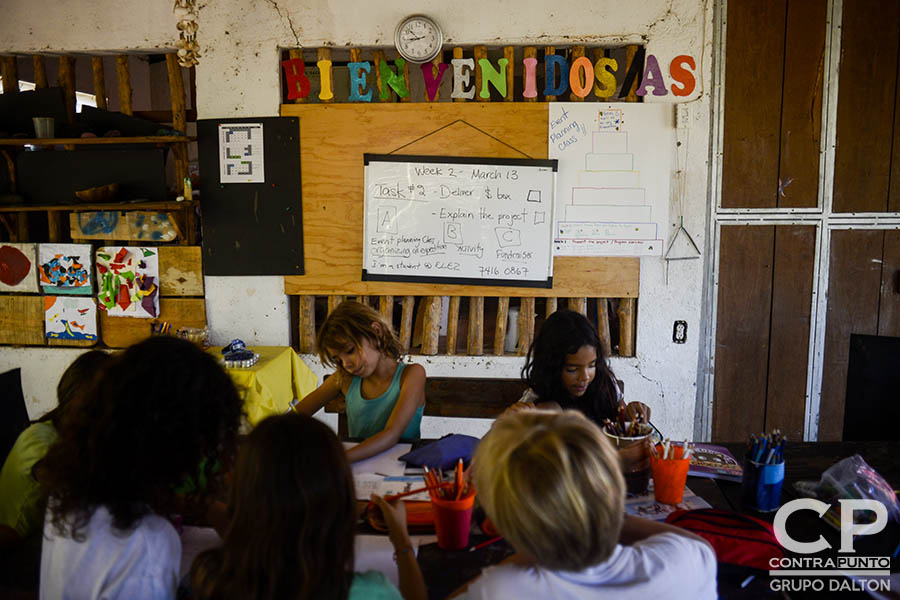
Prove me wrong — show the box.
[395,16,442,63]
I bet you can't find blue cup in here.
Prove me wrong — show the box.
[741,458,785,512]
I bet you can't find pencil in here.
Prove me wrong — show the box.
[468,536,503,552]
[455,458,464,501]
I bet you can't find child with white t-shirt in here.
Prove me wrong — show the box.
[452,409,717,600]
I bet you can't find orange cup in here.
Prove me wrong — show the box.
[431,492,476,550]
[650,445,690,504]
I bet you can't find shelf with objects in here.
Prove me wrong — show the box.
[0,51,206,350]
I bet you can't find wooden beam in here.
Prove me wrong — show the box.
[596,298,612,358]
[0,56,18,94]
[57,56,76,124]
[115,55,133,115]
[504,46,515,101]
[166,53,189,197]
[32,55,48,88]
[494,297,509,355]
[545,297,558,317]
[518,297,535,355]
[467,296,484,355]
[399,296,415,352]
[327,295,345,314]
[298,295,316,353]
[617,297,636,357]
[421,296,442,355]
[568,297,586,315]
[446,296,461,355]
[474,46,487,102]
[91,56,107,110]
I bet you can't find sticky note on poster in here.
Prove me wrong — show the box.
[218,123,265,183]
[45,296,98,341]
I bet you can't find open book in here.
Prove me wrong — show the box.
[625,484,711,520]
[687,443,743,482]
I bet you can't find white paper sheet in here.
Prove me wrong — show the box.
[346,442,411,478]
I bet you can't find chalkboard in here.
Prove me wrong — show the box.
[362,154,557,288]
[197,116,303,276]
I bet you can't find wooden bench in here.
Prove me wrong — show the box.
[324,377,528,439]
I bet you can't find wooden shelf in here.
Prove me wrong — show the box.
[0,136,194,147]
[0,200,196,213]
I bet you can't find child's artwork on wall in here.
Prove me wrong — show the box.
[44,296,98,341]
[0,243,39,293]
[38,244,93,294]
[95,246,160,318]
[548,103,674,256]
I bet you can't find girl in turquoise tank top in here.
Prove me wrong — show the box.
[294,300,425,463]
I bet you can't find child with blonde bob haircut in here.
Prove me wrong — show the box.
[296,300,425,463]
[453,410,717,600]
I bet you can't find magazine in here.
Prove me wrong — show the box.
[687,443,743,482]
[625,483,711,520]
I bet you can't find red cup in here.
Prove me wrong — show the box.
[650,444,691,504]
[431,493,475,550]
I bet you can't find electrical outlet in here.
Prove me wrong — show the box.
[676,103,691,129]
[673,320,687,343]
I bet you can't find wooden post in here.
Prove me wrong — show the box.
[467,296,484,355]
[317,48,333,104]
[115,55,133,115]
[494,297,509,355]
[298,295,316,353]
[617,297,636,357]
[1,150,15,193]
[32,55,48,88]
[289,49,307,104]
[546,297,558,317]
[452,47,465,102]
[474,45,487,102]
[503,46,515,101]
[569,46,585,101]
[568,297,587,315]
[372,50,390,102]
[166,53,189,198]
[379,295,393,322]
[57,56,76,124]
[596,298,613,359]
[399,296,415,352]
[446,296,461,355]
[47,211,67,243]
[15,213,29,242]
[421,296,442,355]
[327,295,345,314]
[518,297,535,355]
[0,56,18,94]
[91,56,107,110]
[544,47,556,101]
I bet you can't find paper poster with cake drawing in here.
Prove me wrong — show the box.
[38,243,93,294]
[95,246,160,318]
[44,296,98,341]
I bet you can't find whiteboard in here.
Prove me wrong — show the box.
[363,154,557,287]
[549,103,674,256]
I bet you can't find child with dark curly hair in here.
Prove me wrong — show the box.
[191,412,425,600]
[39,336,244,600]
[519,310,649,425]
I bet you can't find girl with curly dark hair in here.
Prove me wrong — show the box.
[520,309,649,425]
[39,336,243,600]
[190,412,425,600]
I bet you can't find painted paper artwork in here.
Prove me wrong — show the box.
[38,244,93,294]
[95,246,160,318]
[44,296,98,341]
[0,243,39,292]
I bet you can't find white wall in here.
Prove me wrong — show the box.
[1,0,714,440]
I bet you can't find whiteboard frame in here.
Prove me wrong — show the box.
[362,153,558,288]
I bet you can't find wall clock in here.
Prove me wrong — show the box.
[394,15,443,64]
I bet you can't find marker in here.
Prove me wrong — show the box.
[740,575,755,588]
[469,536,503,552]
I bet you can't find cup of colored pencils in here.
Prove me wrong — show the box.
[425,460,476,550]
[601,408,654,494]
[650,439,692,504]
[742,430,786,512]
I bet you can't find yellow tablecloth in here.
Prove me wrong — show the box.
[216,346,319,426]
